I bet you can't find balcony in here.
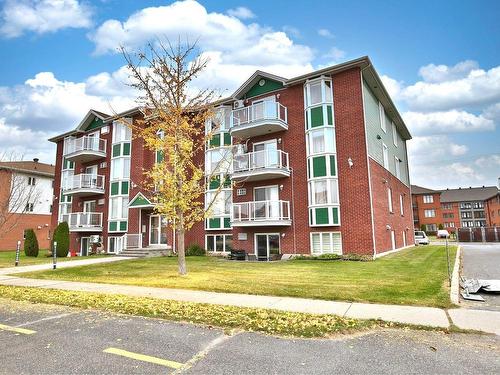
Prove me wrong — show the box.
[61,212,103,232]
[232,200,291,227]
[62,174,105,197]
[64,136,107,163]
[232,149,290,182]
[230,102,288,139]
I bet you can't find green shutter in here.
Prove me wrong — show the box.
[209,176,220,190]
[315,207,329,225]
[223,132,231,146]
[156,150,164,163]
[111,182,119,196]
[224,217,231,228]
[119,221,127,231]
[326,105,333,125]
[310,106,324,127]
[109,221,117,232]
[210,134,220,148]
[209,217,220,229]
[121,181,129,195]
[330,155,336,176]
[313,156,327,177]
[123,142,131,156]
[67,195,72,202]
[223,176,231,188]
[332,207,339,225]
[112,144,121,157]
[309,209,313,225]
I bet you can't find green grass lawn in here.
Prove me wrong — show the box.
[0,250,107,268]
[18,245,456,308]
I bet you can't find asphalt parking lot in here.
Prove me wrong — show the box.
[461,243,500,310]
[1,298,499,374]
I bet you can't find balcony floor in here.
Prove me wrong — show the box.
[63,188,105,197]
[65,150,106,163]
[69,226,103,232]
[231,168,290,182]
[230,119,288,139]
[232,219,292,227]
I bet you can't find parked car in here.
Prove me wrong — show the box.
[437,229,450,239]
[414,231,430,245]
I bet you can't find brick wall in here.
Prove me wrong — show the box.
[412,192,442,231]
[0,213,52,251]
[370,158,414,253]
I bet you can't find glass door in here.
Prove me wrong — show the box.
[81,237,90,256]
[149,215,168,246]
[253,140,278,168]
[254,186,279,219]
[252,96,276,121]
[255,234,280,261]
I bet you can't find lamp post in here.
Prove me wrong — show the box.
[53,241,57,270]
[15,240,21,266]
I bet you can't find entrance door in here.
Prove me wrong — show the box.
[81,237,90,256]
[253,140,278,168]
[149,215,168,246]
[83,201,96,213]
[255,234,280,261]
[254,186,279,219]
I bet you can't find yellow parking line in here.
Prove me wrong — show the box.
[103,347,184,369]
[0,324,36,335]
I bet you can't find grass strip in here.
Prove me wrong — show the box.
[0,285,376,338]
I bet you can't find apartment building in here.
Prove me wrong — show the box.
[486,192,500,227]
[411,185,500,231]
[0,159,55,250]
[50,56,414,258]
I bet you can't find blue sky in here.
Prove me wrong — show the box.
[0,0,499,189]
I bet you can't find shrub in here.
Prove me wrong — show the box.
[438,223,444,230]
[420,224,426,232]
[23,229,39,257]
[51,221,70,257]
[185,243,205,256]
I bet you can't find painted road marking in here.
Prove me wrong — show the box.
[0,323,36,335]
[15,312,75,327]
[103,347,184,369]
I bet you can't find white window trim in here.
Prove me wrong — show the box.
[382,143,389,169]
[400,194,404,216]
[205,234,233,253]
[379,102,386,133]
[388,187,393,213]
[392,122,398,147]
[395,156,401,179]
[310,231,342,255]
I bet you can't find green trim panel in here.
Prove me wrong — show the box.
[330,155,336,176]
[209,134,220,148]
[312,156,327,177]
[209,217,220,229]
[310,106,324,127]
[86,117,104,131]
[111,182,119,196]
[129,192,153,207]
[223,132,231,146]
[112,144,121,157]
[119,221,127,231]
[326,105,333,125]
[109,221,117,232]
[245,78,283,98]
[315,207,329,225]
[223,217,231,228]
[121,181,129,195]
[332,207,339,225]
[123,142,131,156]
[209,176,220,190]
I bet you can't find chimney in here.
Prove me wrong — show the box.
[33,158,39,163]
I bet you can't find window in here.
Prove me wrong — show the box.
[460,202,472,209]
[307,127,335,154]
[382,143,389,169]
[25,203,34,212]
[390,230,396,250]
[205,190,232,215]
[112,120,132,143]
[473,202,484,209]
[399,194,404,216]
[425,224,437,232]
[423,195,434,204]
[111,157,131,180]
[395,157,401,179]
[379,102,386,132]
[392,122,398,147]
[310,232,342,255]
[205,148,231,174]
[206,234,233,253]
[441,203,452,210]
[388,188,393,213]
[304,78,333,107]
[28,177,36,186]
[308,179,339,205]
[424,209,436,218]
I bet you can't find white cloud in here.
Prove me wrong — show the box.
[322,47,345,62]
[0,71,135,132]
[418,60,479,83]
[317,28,334,39]
[403,110,495,135]
[380,75,403,100]
[0,0,93,38]
[227,6,255,19]
[89,0,314,70]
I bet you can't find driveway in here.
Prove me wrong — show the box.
[460,243,500,310]
[1,299,499,374]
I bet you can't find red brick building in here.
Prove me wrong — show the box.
[412,184,500,232]
[0,160,55,250]
[50,57,414,258]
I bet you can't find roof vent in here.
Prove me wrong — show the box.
[33,158,39,163]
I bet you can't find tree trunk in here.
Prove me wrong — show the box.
[177,214,187,275]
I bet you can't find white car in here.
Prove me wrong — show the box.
[414,231,430,245]
[437,229,450,238]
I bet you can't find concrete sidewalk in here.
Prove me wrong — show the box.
[0,256,132,276]
[0,259,498,335]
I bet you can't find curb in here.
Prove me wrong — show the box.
[450,245,461,305]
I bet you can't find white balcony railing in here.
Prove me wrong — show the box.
[231,102,287,128]
[62,174,105,192]
[232,200,291,224]
[122,233,142,249]
[64,136,106,156]
[61,212,103,230]
[233,149,289,174]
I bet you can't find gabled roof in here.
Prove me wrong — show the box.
[411,185,440,195]
[440,186,500,203]
[128,192,154,208]
[232,71,287,99]
[49,109,110,143]
[0,160,55,177]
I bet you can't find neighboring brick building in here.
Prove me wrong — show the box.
[411,185,500,232]
[0,159,55,250]
[50,57,414,258]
